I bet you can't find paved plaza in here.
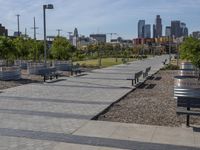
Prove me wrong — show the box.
[0,55,198,150]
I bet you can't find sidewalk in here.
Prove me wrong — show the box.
[55,121,200,150]
[0,55,175,150]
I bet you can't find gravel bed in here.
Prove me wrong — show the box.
[98,70,200,127]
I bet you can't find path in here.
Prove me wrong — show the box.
[0,55,177,150]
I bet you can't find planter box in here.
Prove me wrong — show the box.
[174,76,200,98]
[0,67,21,80]
[27,62,50,75]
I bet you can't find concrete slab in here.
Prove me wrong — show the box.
[111,123,156,142]
[73,121,121,138]
[151,126,195,147]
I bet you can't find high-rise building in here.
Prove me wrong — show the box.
[74,28,78,38]
[171,21,188,38]
[138,20,145,38]
[180,22,188,37]
[153,24,156,38]
[165,26,171,37]
[171,21,181,38]
[144,24,151,38]
[155,15,162,37]
[0,24,8,36]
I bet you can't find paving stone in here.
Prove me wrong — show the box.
[0,55,169,149]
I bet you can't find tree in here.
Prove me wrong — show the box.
[0,36,16,62]
[13,36,31,60]
[51,36,74,60]
[180,37,200,69]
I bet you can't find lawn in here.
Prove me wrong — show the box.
[74,58,135,68]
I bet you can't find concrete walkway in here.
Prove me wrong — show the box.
[0,55,192,150]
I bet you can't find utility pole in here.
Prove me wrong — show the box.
[16,14,20,36]
[56,29,62,36]
[31,17,39,40]
[31,17,39,62]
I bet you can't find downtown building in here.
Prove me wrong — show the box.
[137,20,151,38]
[0,24,8,36]
[138,20,145,38]
[192,31,200,39]
[171,21,188,38]
[89,34,107,43]
[153,15,162,38]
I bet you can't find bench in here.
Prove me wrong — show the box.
[71,64,82,75]
[143,67,151,78]
[54,63,82,76]
[38,67,61,82]
[127,71,143,86]
[162,59,167,65]
[176,96,200,126]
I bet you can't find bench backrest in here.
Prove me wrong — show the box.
[177,96,200,108]
[135,71,143,79]
[38,67,56,75]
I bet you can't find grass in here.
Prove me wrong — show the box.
[74,58,135,68]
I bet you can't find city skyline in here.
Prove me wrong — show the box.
[0,0,199,39]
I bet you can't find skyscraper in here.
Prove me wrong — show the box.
[165,26,171,37]
[171,21,181,38]
[153,24,156,38]
[155,15,162,37]
[74,28,78,38]
[138,20,145,38]
[180,22,188,37]
[144,24,151,38]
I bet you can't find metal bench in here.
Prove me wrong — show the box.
[38,67,61,82]
[71,64,82,75]
[127,71,143,86]
[54,63,82,76]
[143,67,151,78]
[176,96,200,126]
[162,59,167,65]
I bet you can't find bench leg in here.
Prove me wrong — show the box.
[132,80,134,86]
[186,100,191,127]
[186,106,190,127]
[44,76,46,82]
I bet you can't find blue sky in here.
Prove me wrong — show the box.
[0,0,199,39]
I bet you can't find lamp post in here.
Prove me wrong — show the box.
[43,4,54,66]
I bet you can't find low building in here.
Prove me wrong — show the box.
[89,34,106,43]
[192,31,200,39]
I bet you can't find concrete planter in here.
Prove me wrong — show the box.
[0,67,21,80]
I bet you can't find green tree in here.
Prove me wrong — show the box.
[51,36,74,60]
[13,36,31,60]
[180,37,200,69]
[0,36,16,61]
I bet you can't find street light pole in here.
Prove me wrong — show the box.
[43,4,54,67]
